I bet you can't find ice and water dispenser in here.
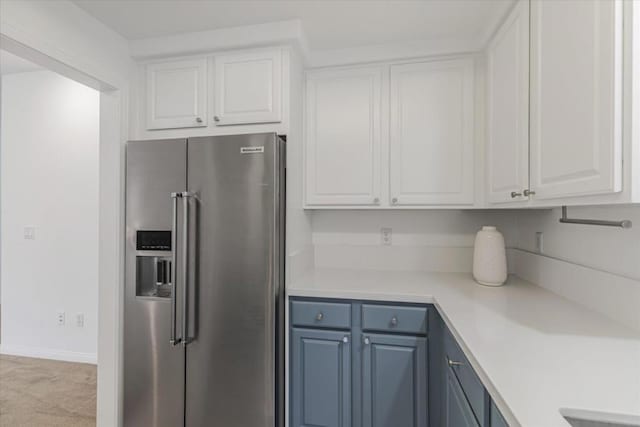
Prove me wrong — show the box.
[136,230,172,298]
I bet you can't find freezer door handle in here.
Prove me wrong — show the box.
[169,192,182,346]
[181,191,195,347]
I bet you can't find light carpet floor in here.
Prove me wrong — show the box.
[0,354,96,426]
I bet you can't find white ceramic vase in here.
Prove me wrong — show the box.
[473,226,507,286]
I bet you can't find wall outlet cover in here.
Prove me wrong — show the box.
[24,227,36,240]
[56,311,65,326]
[381,228,392,246]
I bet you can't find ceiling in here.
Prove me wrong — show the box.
[0,50,42,75]
[72,0,512,50]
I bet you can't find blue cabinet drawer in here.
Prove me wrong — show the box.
[444,330,487,426]
[291,300,351,329]
[362,304,428,335]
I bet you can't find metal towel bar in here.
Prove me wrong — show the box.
[559,206,632,229]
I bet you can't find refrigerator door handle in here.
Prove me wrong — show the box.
[170,192,182,346]
[181,191,195,347]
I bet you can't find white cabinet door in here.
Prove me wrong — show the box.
[214,49,282,126]
[305,67,382,206]
[486,0,530,205]
[146,58,207,130]
[389,59,475,206]
[530,0,623,200]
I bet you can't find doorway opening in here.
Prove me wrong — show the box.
[0,49,100,426]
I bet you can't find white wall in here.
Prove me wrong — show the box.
[510,205,640,330]
[311,210,518,272]
[513,205,640,280]
[1,70,100,363]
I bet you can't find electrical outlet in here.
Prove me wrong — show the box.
[24,227,36,240]
[535,232,544,253]
[56,311,65,326]
[76,313,84,328]
[381,228,392,246]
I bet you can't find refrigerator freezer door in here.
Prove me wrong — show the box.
[185,134,283,427]
[124,139,187,427]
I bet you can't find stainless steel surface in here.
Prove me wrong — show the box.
[560,206,633,229]
[510,191,522,198]
[125,139,187,427]
[523,189,536,197]
[125,134,284,427]
[184,134,284,427]
[170,192,181,346]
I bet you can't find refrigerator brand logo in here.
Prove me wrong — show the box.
[240,146,265,154]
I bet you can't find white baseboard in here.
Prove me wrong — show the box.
[0,344,97,365]
[510,248,640,331]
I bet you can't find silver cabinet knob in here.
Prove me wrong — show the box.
[390,316,398,327]
[342,336,349,343]
[315,312,324,321]
[373,197,380,204]
[523,189,536,197]
[391,197,398,204]
[363,337,370,345]
[510,191,522,198]
[447,357,463,367]
[213,115,220,122]
[195,117,203,123]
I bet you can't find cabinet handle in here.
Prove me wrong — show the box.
[363,337,370,345]
[447,357,463,367]
[195,117,203,123]
[373,197,380,204]
[213,115,220,122]
[510,191,522,198]
[342,336,349,343]
[390,316,398,327]
[391,197,398,204]
[523,189,536,197]
[315,312,324,321]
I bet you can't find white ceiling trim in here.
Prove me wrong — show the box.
[130,19,309,60]
[308,36,484,69]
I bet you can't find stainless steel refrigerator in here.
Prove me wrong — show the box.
[124,133,285,427]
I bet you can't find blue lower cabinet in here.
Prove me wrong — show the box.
[490,401,508,427]
[446,368,481,427]
[362,333,428,427]
[291,328,351,427]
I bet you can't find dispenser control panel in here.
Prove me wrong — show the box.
[136,230,171,251]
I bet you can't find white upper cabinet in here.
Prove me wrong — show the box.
[305,67,382,206]
[529,0,623,201]
[146,58,207,130]
[213,49,282,126]
[486,0,530,205]
[389,59,475,206]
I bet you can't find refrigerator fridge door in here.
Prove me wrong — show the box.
[184,134,284,427]
[124,139,187,427]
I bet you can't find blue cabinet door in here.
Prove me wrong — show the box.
[361,333,428,427]
[291,328,351,427]
[446,368,480,427]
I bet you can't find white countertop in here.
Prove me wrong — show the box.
[288,268,640,427]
